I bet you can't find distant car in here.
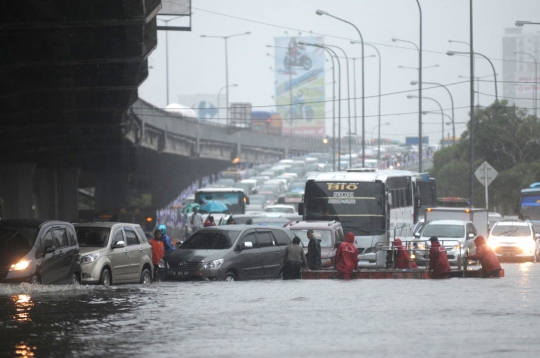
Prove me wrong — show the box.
[74,222,153,286]
[286,220,345,269]
[413,219,478,267]
[264,205,296,214]
[0,219,82,284]
[488,220,539,262]
[164,225,294,281]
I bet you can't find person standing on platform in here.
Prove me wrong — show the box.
[306,230,322,270]
[335,232,358,280]
[393,238,418,269]
[283,236,309,280]
[428,236,451,278]
[190,207,203,232]
[466,236,502,278]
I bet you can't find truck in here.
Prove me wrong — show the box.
[424,207,489,239]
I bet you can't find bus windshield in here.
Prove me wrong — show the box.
[195,191,245,215]
[304,181,385,235]
[520,195,540,221]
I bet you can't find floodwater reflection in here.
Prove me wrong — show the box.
[14,342,36,357]
[11,294,33,323]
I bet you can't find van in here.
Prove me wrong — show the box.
[0,219,82,284]
[164,226,294,281]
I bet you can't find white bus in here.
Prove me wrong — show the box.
[300,169,416,268]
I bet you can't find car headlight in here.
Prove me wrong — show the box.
[519,242,534,254]
[9,260,31,271]
[453,244,462,251]
[416,242,425,250]
[201,258,224,270]
[158,259,165,269]
[80,252,99,265]
[488,240,498,249]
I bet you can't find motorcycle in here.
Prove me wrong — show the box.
[283,50,312,70]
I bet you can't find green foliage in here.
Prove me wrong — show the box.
[430,101,540,214]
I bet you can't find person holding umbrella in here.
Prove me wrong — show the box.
[190,207,203,232]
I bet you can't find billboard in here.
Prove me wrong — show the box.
[159,0,191,15]
[273,36,326,136]
[177,94,223,124]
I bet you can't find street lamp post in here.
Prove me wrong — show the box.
[158,17,182,105]
[326,44,352,167]
[516,20,540,26]
[315,9,366,168]
[393,35,423,171]
[408,95,445,148]
[352,41,382,164]
[217,84,238,123]
[514,51,538,116]
[422,112,453,147]
[447,51,498,102]
[300,42,342,168]
[201,32,251,125]
[411,80,455,145]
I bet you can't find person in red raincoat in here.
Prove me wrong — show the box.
[467,236,502,278]
[393,238,418,269]
[149,229,165,281]
[335,232,358,280]
[428,236,451,278]
[204,215,216,227]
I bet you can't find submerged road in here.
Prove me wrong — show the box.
[0,263,539,358]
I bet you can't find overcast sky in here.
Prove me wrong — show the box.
[139,0,540,144]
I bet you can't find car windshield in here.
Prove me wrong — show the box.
[265,207,294,213]
[181,230,239,250]
[0,227,38,252]
[287,182,305,193]
[76,227,111,247]
[491,225,532,237]
[422,224,464,238]
[289,229,333,248]
[252,218,289,227]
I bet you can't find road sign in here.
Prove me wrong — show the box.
[475,161,498,187]
[475,161,498,210]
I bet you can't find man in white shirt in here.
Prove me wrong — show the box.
[190,207,203,232]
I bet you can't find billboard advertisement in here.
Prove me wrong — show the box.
[177,94,223,124]
[274,36,326,136]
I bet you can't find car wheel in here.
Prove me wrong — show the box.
[30,275,41,284]
[71,274,80,285]
[140,268,151,285]
[100,268,111,286]
[224,272,237,282]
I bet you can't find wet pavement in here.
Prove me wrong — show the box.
[1,263,539,358]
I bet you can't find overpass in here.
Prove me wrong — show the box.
[0,1,327,222]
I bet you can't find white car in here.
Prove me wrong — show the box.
[264,205,296,216]
[413,219,478,267]
[488,220,539,262]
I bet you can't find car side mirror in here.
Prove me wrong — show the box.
[237,241,253,251]
[468,233,475,239]
[536,234,540,240]
[414,233,420,238]
[334,241,341,249]
[44,246,56,254]
[112,241,126,248]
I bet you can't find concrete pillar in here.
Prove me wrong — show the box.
[57,168,80,222]
[283,147,289,159]
[33,167,56,220]
[94,171,130,211]
[0,163,36,219]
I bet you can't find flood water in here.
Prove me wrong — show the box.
[1,263,539,358]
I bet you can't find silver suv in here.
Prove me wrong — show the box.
[488,220,539,262]
[413,219,478,267]
[74,222,153,286]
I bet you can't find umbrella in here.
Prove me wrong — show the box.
[181,203,200,214]
[200,201,228,213]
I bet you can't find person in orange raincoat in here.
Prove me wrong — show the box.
[428,236,452,279]
[393,238,418,269]
[335,232,358,280]
[467,236,502,278]
[149,229,165,281]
